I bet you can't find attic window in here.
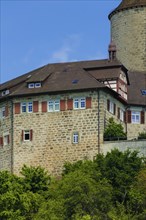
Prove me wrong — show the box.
[28,82,41,88]
[1,90,9,96]
[72,79,79,84]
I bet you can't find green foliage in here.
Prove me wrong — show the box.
[138,131,146,140]
[104,117,126,140]
[0,150,145,219]
[94,149,143,203]
[21,165,51,193]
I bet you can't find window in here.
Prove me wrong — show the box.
[4,134,9,146]
[120,109,124,121]
[73,132,79,144]
[28,82,41,88]
[2,107,5,118]
[107,99,116,115]
[28,83,34,88]
[21,102,33,113]
[2,90,9,96]
[28,102,33,113]
[73,98,85,109]
[109,101,114,114]
[132,111,140,124]
[22,130,33,141]
[35,82,41,88]
[48,100,60,112]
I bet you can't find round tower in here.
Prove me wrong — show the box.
[109,0,146,72]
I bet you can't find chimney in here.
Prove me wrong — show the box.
[108,40,117,60]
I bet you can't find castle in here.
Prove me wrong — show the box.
[0,0,146,175]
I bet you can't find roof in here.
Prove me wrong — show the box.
[0,59,124,97]
[1,58,145,106]
[127,71,146,106]
[109,0,146,19]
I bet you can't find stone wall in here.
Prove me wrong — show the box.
[101,140,146,157]
[0,90,145,176]
[110,6,146,72]
[0,100,12,172]
[12,91,100,175]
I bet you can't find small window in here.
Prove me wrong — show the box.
[120,109,124,121]
[48,100,60,112]
[109,102,114,114]
[73,132,79,144]
[4,135,9,146]
[1,107,5,118]
[80,98,86,109]
[21,102,33,113]
[35,83,41,88]
[24,130,30,141]
[48,101,54,112]
[132,111,140,124]
[54,100,60,111]
[28,102,33,113]
[74,98,79,109]
[2,90,9,96]
[73,98,86,109]
[21,103,27,113]
[28,83,35,88]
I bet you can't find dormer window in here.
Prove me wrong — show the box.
[35,82,41,88]
[1,90,9,96]
[28,83,35,88]
[28,82,41,88]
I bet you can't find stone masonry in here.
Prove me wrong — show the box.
[110,7,146,72]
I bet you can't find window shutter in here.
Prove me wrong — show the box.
[21,130,24,141]
[0,137,3,146]
[141,111,145,124]
[127,110,131,123]
[30,129,33,141]
[114,103,116,115]
[15,103,20,114]
[5,105,9,117]
[33,101,39,112]
[124,111,126,122]
[107,99,110,111]
[86,97,91,109]
[60,100,66,111]
[67,99,73,110]
[118,107,120,119]
[42,101,47,112]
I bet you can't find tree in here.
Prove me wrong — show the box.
[104,117,126,140]
[21,165,51,194]
[94,149,143,203]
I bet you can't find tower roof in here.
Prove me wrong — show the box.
[109,0,146,19]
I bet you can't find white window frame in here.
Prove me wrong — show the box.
[109,101,114,114]
[48,100,60,112]
[28,83,35,88]
[35,82,41,88]
[24,130,31,141]
[28,102,33,113]
[132,111,140,124]
[2,90,9,96]
[73,97,86,109]
[21,102,27,113]
[21,102,33,113]
[3,134,9,146]
[120,109,124,121]
[73,132,79,144]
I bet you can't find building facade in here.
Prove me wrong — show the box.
[0,0,146,175]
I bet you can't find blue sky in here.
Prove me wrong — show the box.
[0,0,121,83]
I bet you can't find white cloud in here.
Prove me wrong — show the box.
[48,34,81,63]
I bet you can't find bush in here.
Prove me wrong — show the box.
[138,132,146,140]
[104,117,126,141]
